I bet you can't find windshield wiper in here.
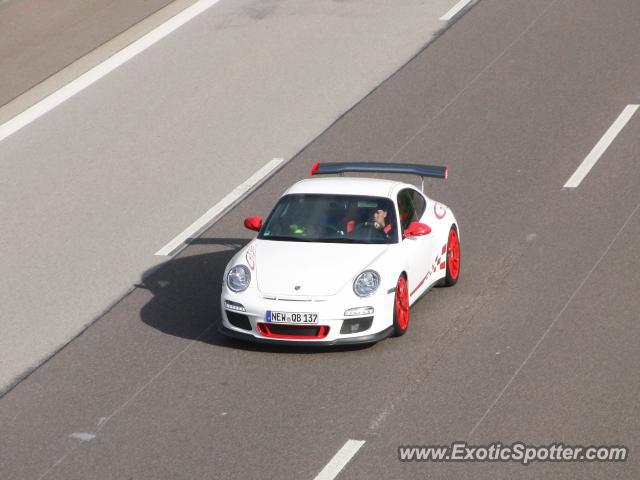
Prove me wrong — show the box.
[313,238,384,244]
[261,235,313,242]
[262,235,387,244]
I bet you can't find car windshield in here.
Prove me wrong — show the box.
[259,194,398,244]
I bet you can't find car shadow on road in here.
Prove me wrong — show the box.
[138,237,373,354]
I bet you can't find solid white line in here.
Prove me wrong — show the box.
[314,439,366,480]
[155,157,285,256]
[0,0,222,144]
[440,0,472,21]
[468,199,640,438]
[564,104,639,188]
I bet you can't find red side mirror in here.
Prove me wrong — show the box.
[403,221,431,238]
[244,215,263,232]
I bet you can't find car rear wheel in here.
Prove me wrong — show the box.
[392,275,409,336]
[444,225,460,286]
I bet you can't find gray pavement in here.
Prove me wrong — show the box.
[1,0,640,479]
[0,0,176,106]
[0,0,465,393]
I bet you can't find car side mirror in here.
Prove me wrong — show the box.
[244,215,263,231]
[403,221,431,238]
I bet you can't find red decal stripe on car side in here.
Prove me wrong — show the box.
[410,277,426,296]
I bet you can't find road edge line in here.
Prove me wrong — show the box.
[0,0,221,143]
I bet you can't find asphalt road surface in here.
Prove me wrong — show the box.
[0,0,462,393]
[2,0,640,479]
[0,0,176,107]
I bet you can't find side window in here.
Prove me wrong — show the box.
[408,190,426,219]
[397,189,418,231]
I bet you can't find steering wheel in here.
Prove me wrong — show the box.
[317,223,342,236]
[352,222,387,239]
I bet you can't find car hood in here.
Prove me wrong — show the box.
[253,239,388,297]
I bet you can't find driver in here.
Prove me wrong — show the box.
[362,207,392,234]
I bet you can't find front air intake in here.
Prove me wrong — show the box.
[226,311,252,331]
[257,323,329,340]
[340,316,373,334]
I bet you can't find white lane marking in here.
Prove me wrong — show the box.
[440,0,473,21]
[68,432,96,442]
[155,157,285,256]
[468,199,640,438]
[0,0,222,144]
[314,439,366,480]
[564,104,639,188]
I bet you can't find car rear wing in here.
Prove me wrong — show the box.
[310,161,447,192]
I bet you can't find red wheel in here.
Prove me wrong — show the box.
[392,275,410,336]
[445,225,460,286]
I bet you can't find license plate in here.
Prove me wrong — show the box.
[266,311,318,324]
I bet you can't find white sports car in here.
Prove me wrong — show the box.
[219,162,460,345]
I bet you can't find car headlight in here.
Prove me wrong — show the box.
[227,265,251,292]
[353,270,380,297]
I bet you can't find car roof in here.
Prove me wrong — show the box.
[285,177,412,198]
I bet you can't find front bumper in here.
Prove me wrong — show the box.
[220,286,395,345]
[219,324,394,346]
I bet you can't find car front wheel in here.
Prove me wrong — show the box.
[392,274,409,336]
